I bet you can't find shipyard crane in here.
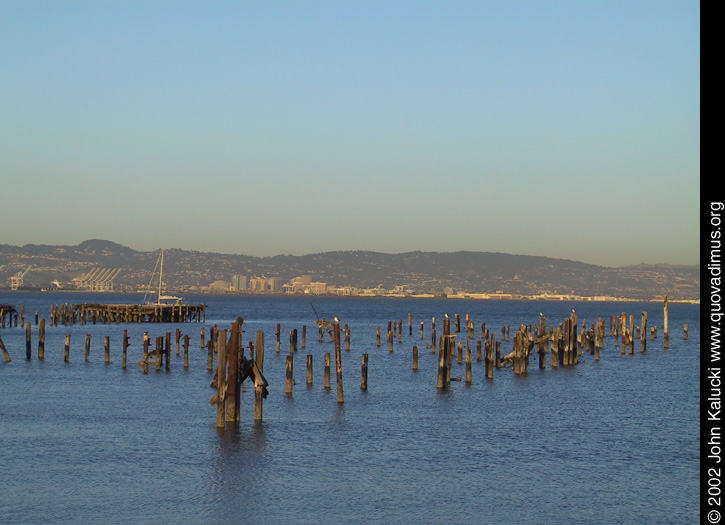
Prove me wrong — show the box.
[10,265,32,290]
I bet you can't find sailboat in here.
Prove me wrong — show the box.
[143,249,183,305]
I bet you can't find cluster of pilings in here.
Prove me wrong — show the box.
[1,295,691,426]
[209,318,269,428]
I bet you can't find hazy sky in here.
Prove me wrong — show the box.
[1,1,700,267]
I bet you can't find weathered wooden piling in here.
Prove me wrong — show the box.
[408,313,412,336]
[376,326,381,347]
[431,317,437,351]
[307,354,313,384]
[684,324,688,340]
[361,353,368,390]
[216,330,228,428]
[285,355,294,395]
[436,338,447,389]
[25,323,31,360]
[38,319,45,359]
[255,330,265,421]
[276,323,281,352]
[207,340,214,371]
[226,321,241,423]
[413,345,419,370]
[324,352,331,389]
[641,312,648,353]
[104,335,110,364]
[0,334,11,362]
[486,334,495,379]
[465,341,472,384]
[595,318,604,362]
[123,330,129,368]
[334,322,344,403]
[664,295,670,348]
[184,334,189,368]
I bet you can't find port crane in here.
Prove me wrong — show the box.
[10,265,32,290]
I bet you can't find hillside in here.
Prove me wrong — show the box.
[0,240,700,301]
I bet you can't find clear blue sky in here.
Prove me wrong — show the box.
[0,1,700,267]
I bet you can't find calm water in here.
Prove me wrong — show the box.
[0,292,700,524]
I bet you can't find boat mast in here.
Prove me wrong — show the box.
[157,248,164,304]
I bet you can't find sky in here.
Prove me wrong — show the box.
[0,1,700,267]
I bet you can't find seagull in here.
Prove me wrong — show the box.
[444,313,449,319]
[334,317,340,323]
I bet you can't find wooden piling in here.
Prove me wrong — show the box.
[0,334,11,362]
[123,330,129,368]
[285,355,294,395]
[38,319,45,360]
[465,341,472,384]
[255,330,265,421]
[664,295,670,348]
[207,340,214,371]
[276,323,281,353]
[334,323,344,403]
[63,335,70,362]
[25,323,31,360]
[641,312,648,353]
[226,320,241,423]
[104,335,110,364]
[216,330,227,428]
[437,337,447,389]
[413,345,418,370]
[307,354,313,384]
[184,334,189,368]
[361,353,368,390]
[324,352,331,389]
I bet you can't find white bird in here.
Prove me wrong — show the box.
[334,317,340,322]
[444,313,449,319]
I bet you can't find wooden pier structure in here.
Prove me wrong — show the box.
[66,302,206,324]
[1,304,19,327]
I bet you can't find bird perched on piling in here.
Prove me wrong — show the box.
[334,317,340,323]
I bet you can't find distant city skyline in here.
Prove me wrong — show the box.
[0,2,700,267]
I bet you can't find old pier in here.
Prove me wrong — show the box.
[0,297,693,426]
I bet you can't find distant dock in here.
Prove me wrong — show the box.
[48,302,206,325]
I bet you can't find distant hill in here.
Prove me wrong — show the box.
[0,241,700,301]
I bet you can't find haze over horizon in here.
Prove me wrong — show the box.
[1,2,700,268]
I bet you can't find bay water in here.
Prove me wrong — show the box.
[0,292,700,524]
